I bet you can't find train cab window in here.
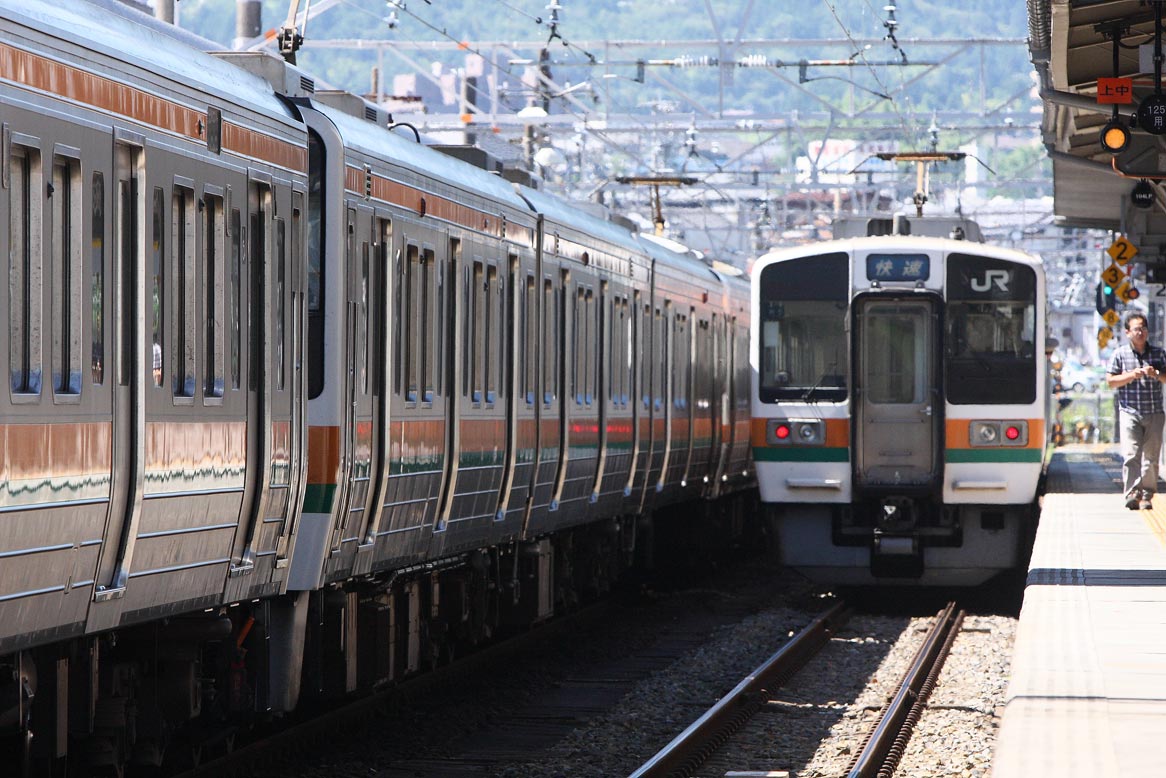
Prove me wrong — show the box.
[230,209,242,390]
[172,185,196,398]
[945,254,1037,404]
[51,154,82,398]
[151,187,165,388]
[91,171,105,385]
[757,252,849,403]
[204,192,225,399]
[307,131,325,400]
[9,143,43,398]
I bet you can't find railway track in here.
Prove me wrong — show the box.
[630,602,967,778]
[177,602,617,778]
[176,560,815,778]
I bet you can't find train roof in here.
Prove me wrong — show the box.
[753,235,1045,275]
[518,187,645,255]
[636,233,722,285]
[6,0,298,126]
[312,101,532,214]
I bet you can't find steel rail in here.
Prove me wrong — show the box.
[846,601,965,778]
[628,600,850,778]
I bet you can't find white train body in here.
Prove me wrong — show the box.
[751,233,1048,586]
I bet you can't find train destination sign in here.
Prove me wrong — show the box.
[865,253,930,282]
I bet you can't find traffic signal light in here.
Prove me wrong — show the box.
[1096,280,1116,314]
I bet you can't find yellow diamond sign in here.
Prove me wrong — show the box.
[1103,309,1121,326]
[1116,279,1140,302]
[1108,236,1138,265]
[1102,263,1126,287]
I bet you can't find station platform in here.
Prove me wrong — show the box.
[992,445,1166,777]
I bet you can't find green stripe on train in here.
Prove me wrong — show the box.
[303,483,337,513]
[945,449,1043,463]
[752,447,849,462]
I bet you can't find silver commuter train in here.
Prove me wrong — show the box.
[751,220,1048,587]
[0,0,753,771]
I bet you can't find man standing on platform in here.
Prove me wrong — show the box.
[1107,312,1166,510]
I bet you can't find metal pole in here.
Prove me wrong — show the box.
[235,0,262,52]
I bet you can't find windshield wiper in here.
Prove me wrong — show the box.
[803,374,829,402]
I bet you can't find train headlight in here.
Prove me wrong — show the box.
[767,419,824,445]
[971,422,998,445]
[969,420,1028,447]
[1001,421,1028,446]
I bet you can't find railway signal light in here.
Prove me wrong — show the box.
[1101,117,1131,153]
[1096,280,1116,314]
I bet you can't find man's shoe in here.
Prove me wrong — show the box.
[1142,494,1156,510]
[1127,495,1140,509]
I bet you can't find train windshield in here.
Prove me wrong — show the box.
[758,252,849,403]
[945,254,1037,404]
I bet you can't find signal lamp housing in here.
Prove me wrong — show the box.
[1101,118,1131,153]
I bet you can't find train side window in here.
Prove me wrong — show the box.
[585,287,595,406]
[91,171,105,385]
[471,260,484,404]
[486,263,499,405]
[151,186,165,388]
[660,304,670,413]
[9,142,42,398]
[422,248,434,403]
[204,191,225,399]
[51,153,83,398]
[229,208,242,390]
[523,273,536,405]
[172,184,196,398]
[276,217,288,392]
[444,238,460,400]
[543,278,556,405]
[572,286,584,405]
[404,243,419,403]
[392,245,403,396]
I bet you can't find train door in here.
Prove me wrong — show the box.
[233,179,275,576]
[592,280,609,501]
[495,250,530,534]
[358,217,394,558]
[90,138,145,620]
[624,291,643,501]
[853,295,942,490]
[335,205,381,573]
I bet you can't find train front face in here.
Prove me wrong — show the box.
[751,239,1046,586]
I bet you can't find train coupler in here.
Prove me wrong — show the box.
[870,532,924,578]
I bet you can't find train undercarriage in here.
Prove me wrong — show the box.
[0,493,756,777]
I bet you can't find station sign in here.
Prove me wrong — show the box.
[1107,236,1138,265]
[1098,77,1134,104]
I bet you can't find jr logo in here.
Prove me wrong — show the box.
[970,269,1010,292]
